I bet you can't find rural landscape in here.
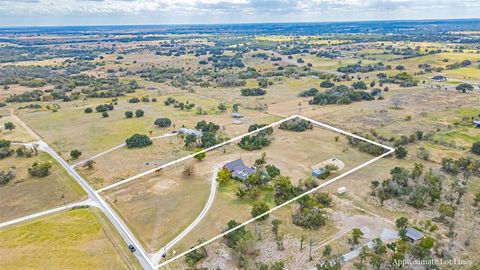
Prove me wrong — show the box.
[0,14,480,270]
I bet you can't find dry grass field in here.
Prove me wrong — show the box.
[0,208,140,270]
[104,123,379,254]
[0,150,86,222]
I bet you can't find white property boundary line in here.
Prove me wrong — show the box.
[72,133,176,168]
[97,115,299,193]
[115,114,391,269]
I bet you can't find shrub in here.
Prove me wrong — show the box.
[135,109,144,117]
[125,134,152,148]
[241,88,267,96]
[298,88,319,97]
[70,149,82,160]
[395,146,408,159]
[279,118,313,132]
[128,97,140,103]
[28,162,52,177]
[251,202,270,220]
[84,107,93,113]
[125,111,133,118]
[472,141,480,155]
[101,111,109,118]
[154,118,172,128]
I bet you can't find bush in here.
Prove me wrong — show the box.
[395,146,408,159]
[128,97,140,103]
[241,88,267,96]
[84,107,93,113]
[472,141,480,155]
[298,88,319,97]
[28,162,52,177]
[279,118,313,132]
[101,111,109,118]
[320,80,335,88]
[125,111,133,118]
[251,201,270,220]
[70,149,82,160]
[125,134,152,148]
[135,109,144,117]
[154,118,172,128]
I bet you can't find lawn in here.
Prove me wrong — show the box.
[0,208,139,270]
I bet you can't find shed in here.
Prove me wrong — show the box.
[232,113,243,118]
[431,75,447,82]
[405,227,424,243]
[337,187,347,194]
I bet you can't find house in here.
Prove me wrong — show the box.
[474,120,480,128]
[232,113,243,118]
[405,227,424,243]
[178,128,203,138]
[223,159,255,180]
[431,75,447,82]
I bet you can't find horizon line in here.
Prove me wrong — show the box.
[1,17,479,30]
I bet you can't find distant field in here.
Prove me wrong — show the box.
[0,208,139,270]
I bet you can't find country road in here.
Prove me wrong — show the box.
[38,142,155,270]
[152,165,221,265]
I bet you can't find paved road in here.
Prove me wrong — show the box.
[37,142,155,270]
[152,165,221,265]
[72,133,176,168]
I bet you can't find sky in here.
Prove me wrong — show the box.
[0,0,479,27]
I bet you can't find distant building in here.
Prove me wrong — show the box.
[431,75,447,82]
[474,120,480,128]
[178,128,203,138]
[337,187,347,194]
[405,227,424,243]
[223,159,255,180]
[232,113,243,118]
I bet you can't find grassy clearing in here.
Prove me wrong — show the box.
[0,115,35,142]
[0,208,138,270]
[0,150,86,222]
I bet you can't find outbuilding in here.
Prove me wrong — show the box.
[405,227,424,243]
[473,120,480,128]
[431,75,447,82]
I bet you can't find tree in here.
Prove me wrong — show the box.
[395,217,409,230]
[125,134,152,148]
[125,111,133,118]
[217,103,227,112]
[271,219,282,236]
[4,122,15,132]
[183,163,195,177]
[232,103,240,113]
[101,111,109,118]
[154,118,172,128]
[28,162,52,177]
[251,201,270,220]
[322,245,332,258]
[70,149,82,160]
[135,109,144,117]
[348,228,364,249]
[216,168,232,186]
[84,107,93,113]
[184,133,198,147]
[472,141,480,155]
[456,83,474,93]
[193,148,206,161]
[394,146,407,159]
[83,160,95,169]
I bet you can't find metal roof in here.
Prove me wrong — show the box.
[405,227,424,241]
